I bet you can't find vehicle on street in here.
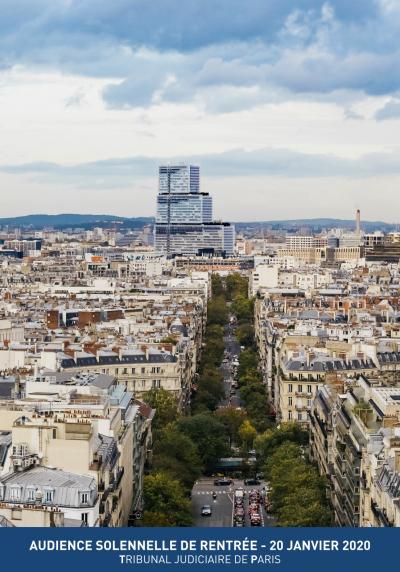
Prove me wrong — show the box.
[244,478,260,486]
[250,513,261,526]
[214,478,232,486]
[201,505,212,517]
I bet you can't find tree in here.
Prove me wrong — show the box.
[214,407,247,446]
[236,323,255,347]
[211,274,225,297]
[260,441,331,527]
[142,472,193,527]
[238,420,257,450]
[207,296,228,325]
[237,348,259,378]
[255,423,309,462]
[231,294,253,322]
[143,388,178,432]
[153,426,203,490]
[177,413,229,469]
[225,273,248,300]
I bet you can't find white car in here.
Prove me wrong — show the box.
[201,505,212,516]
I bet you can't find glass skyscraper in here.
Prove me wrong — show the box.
[154,164,235,257]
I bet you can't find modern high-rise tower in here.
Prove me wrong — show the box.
[154,164,235,257]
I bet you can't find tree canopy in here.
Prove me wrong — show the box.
[142,472,193,527]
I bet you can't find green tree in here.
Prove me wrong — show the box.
[238,420,257,450]
[143,388,178,432]
[231,294,253,322]
[142,472,193,527]
[153,426,203,490]
[207,296,228,325]
[177,413,229,469]
[225,273,248,300]
[255,423,309,462]
[214,407,247,446]
[211,274,225,297]
[261,441,331,527]
[236,323,255,347]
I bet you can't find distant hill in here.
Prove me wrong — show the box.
[234,218,397,232]
[0,214,396,233]
[0,213,154,229]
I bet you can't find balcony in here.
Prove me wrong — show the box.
[371,500,393,527]
[109,467,124,492]
[102,514,112,528]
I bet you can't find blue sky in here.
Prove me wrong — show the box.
[1,0,400,221]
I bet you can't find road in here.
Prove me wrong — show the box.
[191,315,276,527]
[191,478,235,527]
[220,322,241,407]
[192,478,275,528]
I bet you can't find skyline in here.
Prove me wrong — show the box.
[1,1,400,219]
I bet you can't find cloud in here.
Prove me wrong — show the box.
[0,0,396,114]
[374,98,400,120]
[5,147,400,190]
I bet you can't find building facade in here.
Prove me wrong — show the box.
[154,164,235,257]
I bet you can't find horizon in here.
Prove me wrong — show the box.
[0,211,398,227]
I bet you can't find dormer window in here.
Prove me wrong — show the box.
[26,488,36,502]
[44,489,54,503]
[10,487,21,501]
[80,492,90,505]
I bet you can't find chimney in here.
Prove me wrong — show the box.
[356,209,361,236]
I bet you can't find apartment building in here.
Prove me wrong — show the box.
[310,375,400,527]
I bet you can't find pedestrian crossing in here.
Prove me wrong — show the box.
[193,490,232,495]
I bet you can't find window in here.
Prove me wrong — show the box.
[123,368,127,375]
[307,399,312,408]
[288,411,292,420]
[288,384,293,393]
[81,492,89,504]
[81,513,89,525]
[307,385,312,394]
[141,367,146,374]
[27,488,35,502]
[288,397,292,406]
[131,368,135,374]
[10,487,21,501]
[297,412,303,421]
[152,380,161,389]
[298,385,303,393]
[45,490,54,503]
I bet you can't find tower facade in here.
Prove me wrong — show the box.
[154,164,234,257]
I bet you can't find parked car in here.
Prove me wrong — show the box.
[201,505,212,517]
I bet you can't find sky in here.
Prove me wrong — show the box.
[1,0,400,221]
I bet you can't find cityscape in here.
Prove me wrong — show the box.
[1,0,400,536]
[0,163,399,528]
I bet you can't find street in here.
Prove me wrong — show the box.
[220,323,241,408]
[191,316,276,527]
[192,478,275,528]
